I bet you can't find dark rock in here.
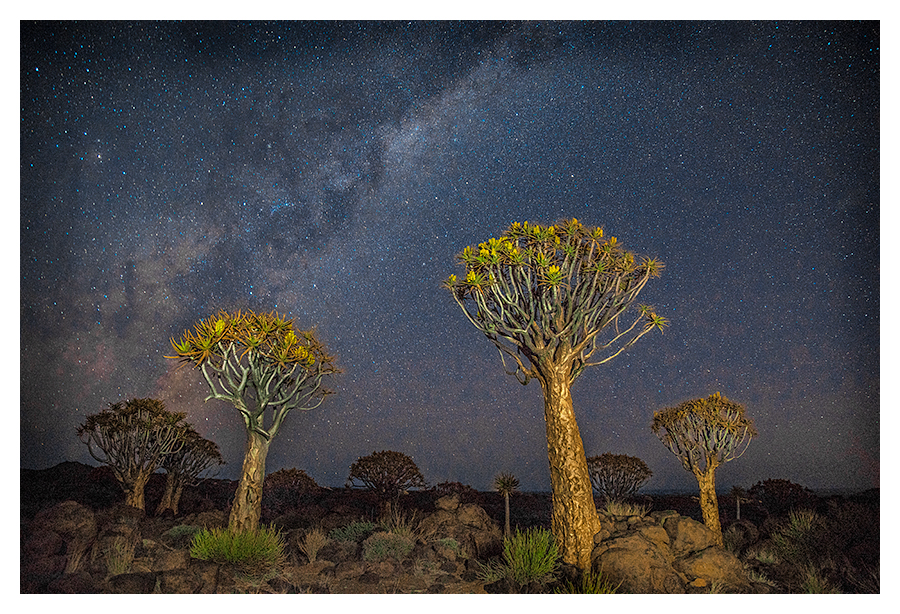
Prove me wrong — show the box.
[46,570,105,593]
[358,571,381,584]
[107,571,158,594]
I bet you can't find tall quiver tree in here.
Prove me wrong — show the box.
[651,392,757,546]
[155,426,224,516]
[170,309,340,533]
[444,218,666,569]
[77,398,187,511]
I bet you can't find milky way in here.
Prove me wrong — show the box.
[21,21,879,493]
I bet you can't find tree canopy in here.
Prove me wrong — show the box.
[443,218,666,385]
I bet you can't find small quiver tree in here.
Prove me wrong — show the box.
[347,450,426,516]
[155,426,224,516]
[494,472,520,538]
[77,398,187,511]
[169,309,340,533]
[651,392,757,546]
[586,452,652,504]
[444,218,666,569]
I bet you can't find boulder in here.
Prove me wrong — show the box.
[591,509,753,593]
[418,496,502,559]
[591,533,684,593]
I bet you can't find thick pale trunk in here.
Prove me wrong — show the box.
[539,364,601,570]
[229,431,270,533]
[695,467,723,546]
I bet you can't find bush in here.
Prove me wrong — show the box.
[748,478,818,517]
[362,531,416,561]
[554,569,621,594]
[189,524,286,577]
[602,499,650,518]
[298,527,329,563]
[478,527,560,588]
[328,521,379,542]
[433,480,479,502]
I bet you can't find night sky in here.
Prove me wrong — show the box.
[20,21,880,495]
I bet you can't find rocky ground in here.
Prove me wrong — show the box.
[20,462,879,594]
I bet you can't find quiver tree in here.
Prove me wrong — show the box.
[169,309,340,532]
[347,450,426,515]
[494,472,520,538]
[651,392,757,546]
[586,452,653,503]
[77,397,187,511]
[155,426,224,516]
[444,218,666,569]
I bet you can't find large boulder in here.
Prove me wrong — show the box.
[418,495,502,559]
[591,508,754,593]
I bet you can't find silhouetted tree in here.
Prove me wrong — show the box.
[444,218,665,568]
[347,450,426,515]
[155,426,224,516]
[586,452,652,503]
[77,397,187,511]
[170,309,340,532]
[651,392,757,546]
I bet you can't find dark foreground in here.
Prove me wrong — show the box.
[20,462,879,594]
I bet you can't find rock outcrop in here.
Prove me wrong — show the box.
[591,508,757,593]
[417,494,503,559]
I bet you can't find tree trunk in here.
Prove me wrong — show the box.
[123,471,151,510]
[228,430,270,533]
[539,363,601,570]
[156,472,176,516]
[695,466,723,546]
[504,492,511,538]
[170,483,185,516]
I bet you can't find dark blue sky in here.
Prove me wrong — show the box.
[20,21,879,493]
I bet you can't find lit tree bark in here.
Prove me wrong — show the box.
[539,363,600,568]
[230,430,270,533]
[445,219,666,569]
[695,466,722,546]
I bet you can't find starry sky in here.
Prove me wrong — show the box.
[20,21,880,494]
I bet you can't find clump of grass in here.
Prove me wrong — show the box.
[104,535,135,576]
[477,527,560,589]
[602,499,649,518]
[164,524,202,540]
[362,531,416,561]
[298,527,329,563]
[554,569,621,594]
[328,521,378,542]
[801,565,840,593]
[189,524,286,578]
[378,507,421,538]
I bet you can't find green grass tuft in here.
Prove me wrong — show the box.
[189,524,286,578]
